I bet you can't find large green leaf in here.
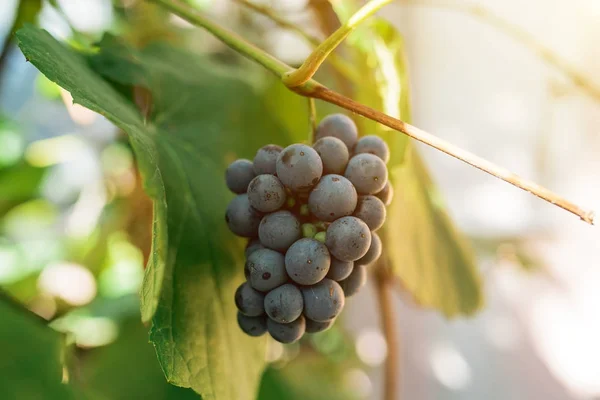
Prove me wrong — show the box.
[258,356,359,400]
[0,292,75,400]
[17,26,296,399]
[68,296,198,400]
[330,5,484,316]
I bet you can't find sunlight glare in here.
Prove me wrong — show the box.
[38,262,97,306]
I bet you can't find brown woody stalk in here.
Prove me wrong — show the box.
[375,260,401,400]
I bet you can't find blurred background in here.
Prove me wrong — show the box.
[1,0,599,399]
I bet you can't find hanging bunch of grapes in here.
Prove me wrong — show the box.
[225,114,393,343]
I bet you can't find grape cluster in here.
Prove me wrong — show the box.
[226,114,393,343]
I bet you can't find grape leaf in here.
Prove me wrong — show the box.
[258,356,360,400]
[0,292,75,400]
[330,6,484,316]
[17,26,296,399]
[72,296,198,400]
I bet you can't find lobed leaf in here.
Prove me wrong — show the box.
[17,26,298,399]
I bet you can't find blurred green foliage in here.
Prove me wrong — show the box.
[0,292,76,400]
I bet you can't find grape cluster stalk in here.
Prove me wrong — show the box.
[225,113,393,343]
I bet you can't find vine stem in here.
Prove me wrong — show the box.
[375,260,400,400]
[282,0,393,87]
[312,86,595,224]
[147,0,595,225]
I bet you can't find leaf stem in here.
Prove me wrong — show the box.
[281,0,393,87]
[375,260,400,400]
[308,97,317,143]
[148,0,595,224]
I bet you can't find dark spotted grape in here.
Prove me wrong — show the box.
[357,231,382,266]
[258,210,301,252]
[226,159,255,194]
[276,144,323,192]
[305,318,334,334]
[253,144,282,175]
[225,194,262,237]
[326,258,354,281]
[246,248,288,292]
[315,113,358,150]
[302,278,345,322]
[308,174,357,222]
[247,174,287,213]
[234,282,265,317]
[345,153,388,195]
[237,312,267,337]
[285,238,330,285]
[353,195,386,231]
[339,264,367,297]
[325,216,371,262]
[264,283,304,323]
[313,136,349,174]
[267,315,306,344]
[354,135,390,163]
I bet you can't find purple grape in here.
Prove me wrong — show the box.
[313,136,349,174]
[234,282,265,317]
[326,258,354,281]
[357,231,382,266]
[325,216,371,262]
[302,279,345,322]
[315,114,358,150]
[237,312,267,337]
[344,153,388,195]
[225,194,261,237]
[246,248,288,292]
[276,144,323,192]
[253,144,282,175]
[225,159,255,194]
[305,318,334,334]
[308,174,357,222]
[353,195,386,231]
[258,210,301,252]
[267,315,306,344]
[285,238,331,285]
[375,181,394,206]
[339,264,367,297]
[354,135,390,163]
[247,174,287,213]
[264,283,304,323]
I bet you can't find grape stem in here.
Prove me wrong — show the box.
[308,97,317,143]
[281,0,393,87]
[147,0,595,225]
[375,258,401,400]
